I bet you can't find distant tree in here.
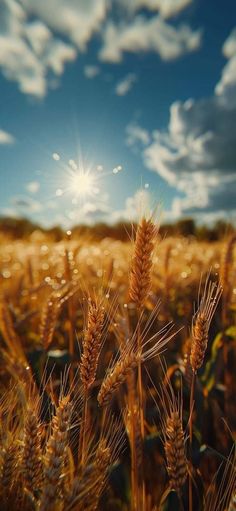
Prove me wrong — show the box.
[46,226,64,242]
[176,218,196,237]
[0,215,234,242]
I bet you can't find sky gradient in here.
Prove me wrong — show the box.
[0,0,236,227]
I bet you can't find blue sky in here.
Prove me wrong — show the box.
[0,0,236,227]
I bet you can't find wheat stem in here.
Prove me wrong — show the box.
[189,370,195,511]
[78,390,89,469]
[137,313,145,511]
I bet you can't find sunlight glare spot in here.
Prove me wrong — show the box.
[113,165,123,174]
[69,159,77,170]
[70,172,94,197]
[53,152,60,161]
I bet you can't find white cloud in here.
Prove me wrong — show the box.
[138,27,236,219]
[26,181,40,194]
[215,28,236,107]
[111,189,152,223]
[99,15,201,63]
[0,0,77,97]
[0,129,15,144]
[24,20,51,56]
[115,73,136,95]
[84,65,100,78]
[126,122,150,146]
[21,0,108,50]
[222,27,236,59]
[45,39,76,76]
[116,0,192,18]
[64,199,111,226]
[0,0,201,96]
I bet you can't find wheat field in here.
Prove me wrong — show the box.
[0,221,235,511]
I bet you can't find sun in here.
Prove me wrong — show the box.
[51,153,123,205]
[69,170,94,197]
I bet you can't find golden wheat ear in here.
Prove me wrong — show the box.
[98,323,176,408]
[21,402,43,497]
[0,440,19,502]
[39,394,72,511]
[190,276,222,373]
[129,217,157,309]
[159,376,188,499]
[97,351,139,407]
[0,297,27,362]
[80,298,105,392]
[40,292,60,350]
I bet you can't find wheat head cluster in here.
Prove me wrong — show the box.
[0,218,235,511]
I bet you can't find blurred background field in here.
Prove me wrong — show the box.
[0,217,235,510]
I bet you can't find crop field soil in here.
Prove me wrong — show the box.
[0,222,235,511]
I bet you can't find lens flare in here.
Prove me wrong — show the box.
[69,171,94,197]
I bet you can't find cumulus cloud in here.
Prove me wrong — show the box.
[215,28,236,107]
[24,20,51,56]
[21,0,108,50]
[0,0,201,96]
[0,0,77,96]
[111,189,152,223]
[99,15,201,63]
[126,122,150,147]
[115,73,136,95]
[84,65,100,78]
[115,0,192,18]
[134,27,236,219]
[65,199,111,225]
[0,129,15,144]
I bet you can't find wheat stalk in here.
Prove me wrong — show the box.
[79,298,105,467]
[80,299,105,391]
[190,278,222,373]
[98,325,176,407]
[0,441,18,504]
[189,276,222,511]
[98,352,139,407]
[220,234,236,322]
[159,376,187,500]
[129,216,157,510]
[129,217,156,309]
[39,395,72,511]
[164,411,187,494]
[21,403,43,496]
[0,298,26,362]
[40,293,60,350]
[205,447,236,511]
